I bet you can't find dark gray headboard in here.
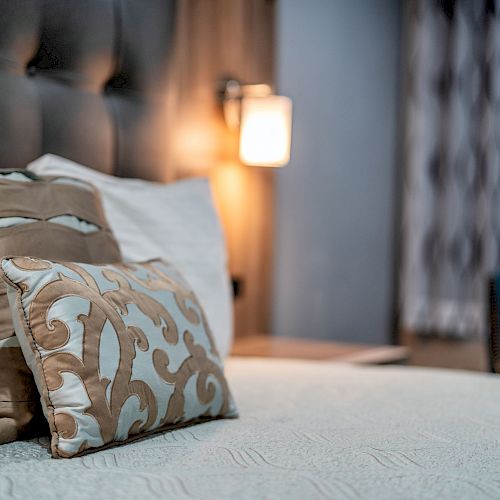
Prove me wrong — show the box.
[0,0,176,179]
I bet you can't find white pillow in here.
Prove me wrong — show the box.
[28,154,233,358]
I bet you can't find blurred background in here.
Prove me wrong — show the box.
[171,0,498,371]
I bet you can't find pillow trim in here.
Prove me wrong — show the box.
[60,414,232,459]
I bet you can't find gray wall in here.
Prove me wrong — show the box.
[272,0,401,344]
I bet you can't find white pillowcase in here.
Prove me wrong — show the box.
[28,154,233,358]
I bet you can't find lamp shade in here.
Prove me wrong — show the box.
[239,95,292,167]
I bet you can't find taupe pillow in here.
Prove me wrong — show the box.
[0,257,237,458]
[0,170,121,443]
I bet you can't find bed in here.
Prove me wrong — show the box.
[1,1,500,499]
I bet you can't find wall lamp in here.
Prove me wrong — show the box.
[219,79,293,167]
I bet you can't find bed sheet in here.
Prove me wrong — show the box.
[0,358,499,499]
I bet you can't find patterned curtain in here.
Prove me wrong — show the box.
[401,0,500,337]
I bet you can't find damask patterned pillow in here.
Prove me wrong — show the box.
[0,256,237,458]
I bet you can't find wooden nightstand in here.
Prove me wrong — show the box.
[231,334,409,365]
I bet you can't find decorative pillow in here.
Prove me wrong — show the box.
[0,256,237,458]
[28,154,234,358]
[0,170,122,444]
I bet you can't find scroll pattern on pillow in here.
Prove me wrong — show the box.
[0,257,237,458]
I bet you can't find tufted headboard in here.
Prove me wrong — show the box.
[0,0,177,180]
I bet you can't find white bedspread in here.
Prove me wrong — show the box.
[1,358,500,499]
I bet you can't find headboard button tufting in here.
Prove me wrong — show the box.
[0,0,176,173]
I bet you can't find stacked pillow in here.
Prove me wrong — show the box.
[28,154,234,358]
[0,165,237,458]
[0,170,121,444]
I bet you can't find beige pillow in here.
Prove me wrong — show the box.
[0,256,237,458]
[0,171,121,443]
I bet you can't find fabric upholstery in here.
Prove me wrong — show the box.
[0,256,237,458]
[0,171,121,444]
[0,0,176,179]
